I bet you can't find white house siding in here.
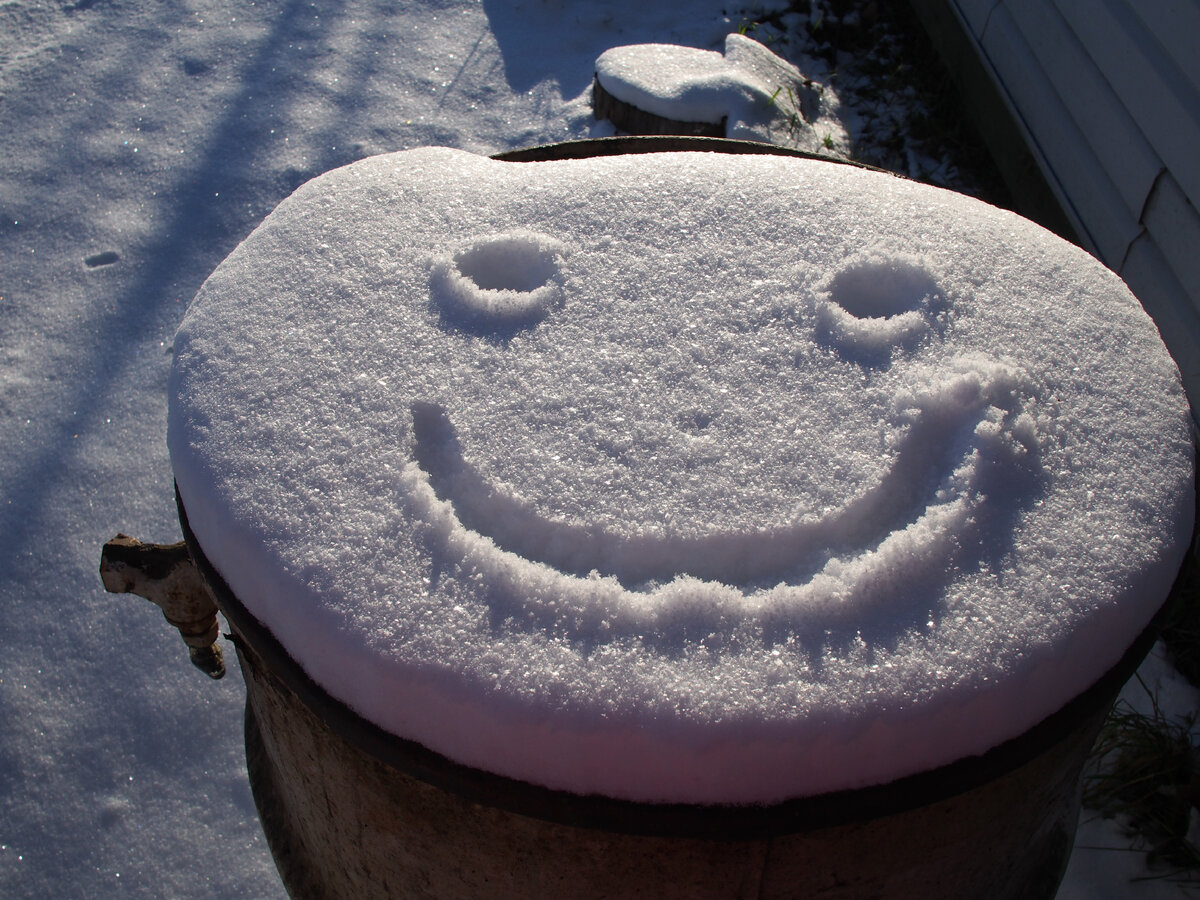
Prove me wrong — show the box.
[920,0,1200,408]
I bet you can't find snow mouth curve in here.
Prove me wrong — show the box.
[405,359,1048,604]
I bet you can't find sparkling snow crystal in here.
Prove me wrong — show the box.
[169,148,1194,804]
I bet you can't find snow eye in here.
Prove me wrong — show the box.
[816,253,949,363]
[430,230,569,332]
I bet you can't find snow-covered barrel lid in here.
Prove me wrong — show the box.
[169,145,1194,807]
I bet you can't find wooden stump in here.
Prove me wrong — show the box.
[592,76,726,138]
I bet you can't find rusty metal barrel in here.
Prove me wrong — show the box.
[180,492,1177,900]
[154,135,1195,900]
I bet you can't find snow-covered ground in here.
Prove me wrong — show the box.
[1,0,1195,896]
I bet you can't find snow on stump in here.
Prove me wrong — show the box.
[168,143,1194,898]
[592,34,846,156]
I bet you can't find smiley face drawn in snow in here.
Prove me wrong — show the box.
[169,147,1191,803]
[405,221,1047,643]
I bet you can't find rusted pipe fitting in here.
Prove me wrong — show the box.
[100,533,225,679]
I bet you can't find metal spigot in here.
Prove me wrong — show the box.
[100,534,225,679]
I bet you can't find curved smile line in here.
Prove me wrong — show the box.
[408,362,1041,591]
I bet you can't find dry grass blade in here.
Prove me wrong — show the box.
[1084,684,1200,882]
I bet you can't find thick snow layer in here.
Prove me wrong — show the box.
[595,33,848,154]
[170,147,1194,805]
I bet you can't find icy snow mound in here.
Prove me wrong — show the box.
[595,33,847,154]
[169,147,1194,804]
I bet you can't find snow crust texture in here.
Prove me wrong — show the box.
[169,148,1194,804]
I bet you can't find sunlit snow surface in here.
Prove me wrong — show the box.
[170,147,1193,804]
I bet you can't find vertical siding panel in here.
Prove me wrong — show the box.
[1127,0,1200,90]
[955,0,1001,34]
[1140,173,1200,320]
[1003,0,1159,220]
[1120,236,1200,400]
[979,5,1141,264]
[920,0,1085,244]
[936,0,1200,410]
[1055,0,1200,209]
